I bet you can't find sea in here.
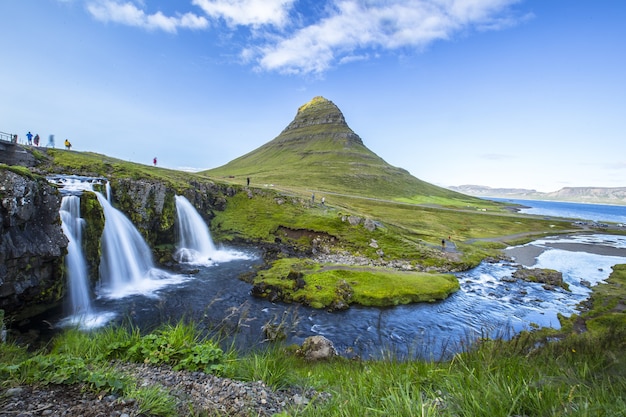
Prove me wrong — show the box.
[487,198,626,225]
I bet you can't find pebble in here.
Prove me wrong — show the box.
[0,361,327,417]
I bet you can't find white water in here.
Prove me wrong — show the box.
[96,192,185,299]
[55,179,114,329]
[60,196,93,317]
[174,195,249,265]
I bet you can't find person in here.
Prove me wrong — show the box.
[246,177,250,186]
[321,197,325,206]
[12,134,18,144]
[64,139,72,150]
[26,131,33,145]
[311,193,315,203]
[153,157,157,166]
[47,134,55,148]
[33,134,40,146]
[442,239,446,249]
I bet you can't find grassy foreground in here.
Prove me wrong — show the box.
[2,265,625,416]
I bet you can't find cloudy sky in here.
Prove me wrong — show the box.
[1,0,624,192]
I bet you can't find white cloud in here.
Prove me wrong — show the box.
[251,0,525,74]
[84,0,526,74]
[191,0,295,28]
[87,1,209,33]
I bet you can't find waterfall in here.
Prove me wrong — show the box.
[174,195,250,265]
[96,192,181,298]
[174,195,217,263]
[60,196,93,317]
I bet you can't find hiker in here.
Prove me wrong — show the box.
[321,197,325,206]
[33,134,40,146]
[153,157,157,166]
[26,131,33,145]
[311,193,315,203]
[64,139,72,150]
[47,135,55,148]
[442,239,446,249]
[247,177,250,186]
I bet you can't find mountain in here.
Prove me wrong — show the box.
[450,185,626,206]
[205,96,476,203]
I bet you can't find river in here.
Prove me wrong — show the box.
[20,197,626,360]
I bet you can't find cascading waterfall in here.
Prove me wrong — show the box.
[96,192,182,298]
[174,195,217,263]
[53,176,114,329]
[174,195,249,265]
[59,195,93,317]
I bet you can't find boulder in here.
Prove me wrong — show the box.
[299,335,337,361]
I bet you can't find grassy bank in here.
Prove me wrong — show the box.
[2,264,624,416]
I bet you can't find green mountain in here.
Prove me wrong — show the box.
[204,96,477,204]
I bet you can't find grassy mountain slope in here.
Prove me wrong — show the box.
[204,96,481,205]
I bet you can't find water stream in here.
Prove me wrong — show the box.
[46,177,626,358]
[174,195,249,265]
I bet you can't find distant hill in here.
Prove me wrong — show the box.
[450,185,626,206]
[204,97,479,204]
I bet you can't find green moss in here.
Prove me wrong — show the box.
[80,191,105,282]
[0,163,37,179]
[252,258,459,310]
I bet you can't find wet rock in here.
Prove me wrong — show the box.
[512,267,569,291]
[0,169,67,317]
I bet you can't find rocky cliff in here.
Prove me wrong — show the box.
[0,167,68,317]
[0,159,240,319]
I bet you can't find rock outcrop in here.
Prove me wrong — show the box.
[109,178,231,249]
[0,168,68,316]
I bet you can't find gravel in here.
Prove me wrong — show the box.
[0,362,328,417]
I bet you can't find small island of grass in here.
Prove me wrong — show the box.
[250,258,460,310]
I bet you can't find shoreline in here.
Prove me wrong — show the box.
[504,237,626,267]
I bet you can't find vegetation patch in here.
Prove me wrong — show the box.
[250,258,459,310]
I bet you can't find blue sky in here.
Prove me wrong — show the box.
[1,0,624,192]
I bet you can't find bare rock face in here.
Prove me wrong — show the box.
[299,335,337,361]
[0,169,68,316]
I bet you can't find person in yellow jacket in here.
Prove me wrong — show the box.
[64,139,72,150]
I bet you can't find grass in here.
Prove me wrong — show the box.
[252,258,459,309]
[2,262,625,417]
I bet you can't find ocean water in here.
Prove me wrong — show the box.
[488,198,626,224]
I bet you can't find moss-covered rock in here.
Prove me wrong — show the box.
[250,258,460,311]
[80,191,104,282]
[0,169,68,318]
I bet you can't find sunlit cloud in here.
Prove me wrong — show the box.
[84,0,528,74]
[87,0,209,33]
[192,0,295,28]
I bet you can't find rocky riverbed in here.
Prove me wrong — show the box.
[0,361,328,416]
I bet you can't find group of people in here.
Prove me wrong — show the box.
[24,131,69,149]
[25,132,40,146]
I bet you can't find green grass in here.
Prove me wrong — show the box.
[253,258,459,309]
[2,261,625,417]
[42,149,214,194]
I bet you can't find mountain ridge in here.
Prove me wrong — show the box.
[449,184,626,206]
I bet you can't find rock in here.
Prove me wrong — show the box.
[299,335,337,361]
[363,218,376,231]
[512,267,569,291]
[0,169,67,317]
